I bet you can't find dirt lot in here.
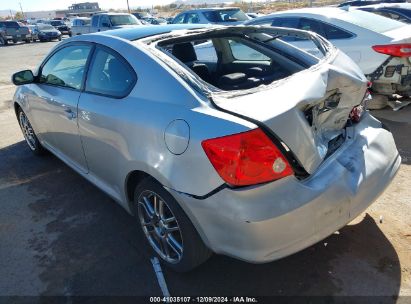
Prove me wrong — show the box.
[0,41,410,300]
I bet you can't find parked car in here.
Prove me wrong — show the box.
[71,13,142,35]
[36,24,61,42]
[247,12,265,19]
[0,21,31,44]
[338,0,406,6]
[246,8,411,105]
[0,27,6,46]
[145,17,168,25]
[172,7,250,25]
[26,25,39,41]
[11,24,400,271]
[71,17,91,35]
[357,3,411,23]
[48,19,72,37]
[131,12,152,20]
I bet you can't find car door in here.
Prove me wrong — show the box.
[32,43,92,173]
[77,45,137,189]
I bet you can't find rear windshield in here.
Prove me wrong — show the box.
[337,9,405,33]
[109,15,140,26]
[5,22,19,28]
[203,9,249,22]
[50,21,64,26]
[38,25,54,30]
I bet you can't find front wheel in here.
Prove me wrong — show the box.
[17,108,45,155]
[134,178,212,272]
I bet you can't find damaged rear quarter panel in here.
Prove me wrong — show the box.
[212,49,368,174]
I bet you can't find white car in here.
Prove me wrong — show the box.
[246,8,411,101]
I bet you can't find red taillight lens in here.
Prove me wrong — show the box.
[372,44,411,57]
[201,129,294,186]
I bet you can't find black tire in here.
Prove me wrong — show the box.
[58,36,62,41]
[134,177,212,272]
[25,39,31,43]
[0,36,6,46]
[17,108,46,156]
[13,39,18,44]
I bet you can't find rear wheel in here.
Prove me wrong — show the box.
[134,178,212,272]
[25,38,31,43]
[17,108,45,155]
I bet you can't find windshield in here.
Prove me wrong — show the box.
[337,10,406,33]
[38,25,54,30]
[203,9,249,22]
[109,14,140,26]
[50,21,64,26]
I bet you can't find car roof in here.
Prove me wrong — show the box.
[269,7,350,17]
[97,24,210,40]
[182,7,242,13]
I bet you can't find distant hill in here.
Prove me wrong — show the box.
[172,0,237,5]
[0,9,16,18]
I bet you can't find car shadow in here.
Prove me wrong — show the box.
[0,140,402,298]
[164,214,401,297]
[0,141,160,296]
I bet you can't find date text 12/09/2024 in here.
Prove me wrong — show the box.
[149,297,258,303]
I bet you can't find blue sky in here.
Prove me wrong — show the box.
[1,0,174,12]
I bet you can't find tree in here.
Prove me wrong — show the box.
[14,11,24,20]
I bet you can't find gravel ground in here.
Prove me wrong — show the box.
[0,41,410,299]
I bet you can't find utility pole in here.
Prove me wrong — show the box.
[127,0,131,13]
[19,2,25,19]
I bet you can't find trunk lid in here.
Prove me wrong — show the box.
[383,24,411,43]
[211,50,367,174]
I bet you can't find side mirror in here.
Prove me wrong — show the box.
[12,70,34,86]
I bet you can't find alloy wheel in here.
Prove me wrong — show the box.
[138,190,183,263]
[19,111,36,151]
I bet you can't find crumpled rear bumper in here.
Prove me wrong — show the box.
[171,113,401,263]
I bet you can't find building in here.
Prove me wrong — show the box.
[55,2,101,18]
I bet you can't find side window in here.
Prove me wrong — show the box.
[173,14,186,24]
[271,17,299,28]
[322,23,353,39]
[385,11,408,22]
[249,19,272,26]
[271,17,300,42]
[91,15,99,27]
[194,40,218,62]
[298,18,325,37]
[40,45,91,90]
[186,13,200,24]
[100,15,110,27]
[228,39,270,61]
[85,47,136,98]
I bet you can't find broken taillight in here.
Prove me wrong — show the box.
[372,44,411,57]
[201,129,294,186]
[350,105,364,123]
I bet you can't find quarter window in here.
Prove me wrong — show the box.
[173,14,186,24]
[229,39,270,61]
[91,15,99,27]
[186,13,200,24]
[85,47,136,98]
[322,23,352,39]
[40,45,91,90]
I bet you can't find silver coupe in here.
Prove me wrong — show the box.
[12,24,401,271]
